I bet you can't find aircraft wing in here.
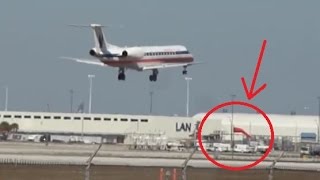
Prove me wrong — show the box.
[60,57,106,67]
[141,62,203,71]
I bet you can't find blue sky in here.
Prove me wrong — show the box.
[1,0,320,116]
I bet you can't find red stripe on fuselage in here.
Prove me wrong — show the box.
[102,57,193,66]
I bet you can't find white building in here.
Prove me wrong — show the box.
[193,113,320,143]
[0,111,193,143]
[0,111,319,144]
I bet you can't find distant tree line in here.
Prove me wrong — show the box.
[0,121,19,140]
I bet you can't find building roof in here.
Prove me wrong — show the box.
[193,112,319,129]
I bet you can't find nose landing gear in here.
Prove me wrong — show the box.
[149,69,158,82]
[118,68,126,81]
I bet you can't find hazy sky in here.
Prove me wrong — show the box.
[1,0,320,116]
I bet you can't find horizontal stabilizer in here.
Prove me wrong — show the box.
[68,24,105,28]
[68,24,124,28]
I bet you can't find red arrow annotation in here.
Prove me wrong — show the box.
[241,39,267,100]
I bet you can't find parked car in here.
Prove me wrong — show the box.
[166,141,186,151]
[300,144,320,157]
[255,145,269,153]
[234,144,254,153]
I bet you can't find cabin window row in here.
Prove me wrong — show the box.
[0,114,148,122]
[145,52,176,56]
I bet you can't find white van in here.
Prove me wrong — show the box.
[210,143,231,152]
[27,134,41,142]
[234,144,254,153]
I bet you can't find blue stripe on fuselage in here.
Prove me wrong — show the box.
[99,50,190,58]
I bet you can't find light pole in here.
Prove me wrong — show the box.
[149,90,154,114]
[88,74,95,114]
[5,86,8,111]
[230,94,236,159]
[47,104,51,112]
[70,89,74,113]
[81,116,84,141]
[318,96,320,143]
[185,77,192,117]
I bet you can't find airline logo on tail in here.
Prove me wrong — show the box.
[98,34,104,49]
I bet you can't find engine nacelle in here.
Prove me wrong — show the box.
[121,47,144,59]
[89,48,97,56]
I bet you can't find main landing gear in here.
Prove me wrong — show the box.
[118,68,125,81]
[149,69,158,82]
[118,66,188,82]
[183,66,188,75]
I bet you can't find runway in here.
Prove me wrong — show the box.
[0,140,320,180]
[0,142,320,171]
[1,164,320,180]
[1,154,320,171]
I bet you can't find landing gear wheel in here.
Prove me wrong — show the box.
[149,74,157,81]
[183,66,188,75]
[118,68,125,81]
[118,73,125,80]
[149,69,158,82]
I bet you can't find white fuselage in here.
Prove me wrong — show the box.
[95,45,194,71]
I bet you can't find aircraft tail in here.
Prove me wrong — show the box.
[91,24,109,53]
[69,24,118,54]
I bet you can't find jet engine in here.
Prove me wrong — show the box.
[89,48,98,56]
[121,47,144,58]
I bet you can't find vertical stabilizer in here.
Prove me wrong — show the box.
[91,24,109,53]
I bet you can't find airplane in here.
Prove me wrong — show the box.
[61,24,200,81]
